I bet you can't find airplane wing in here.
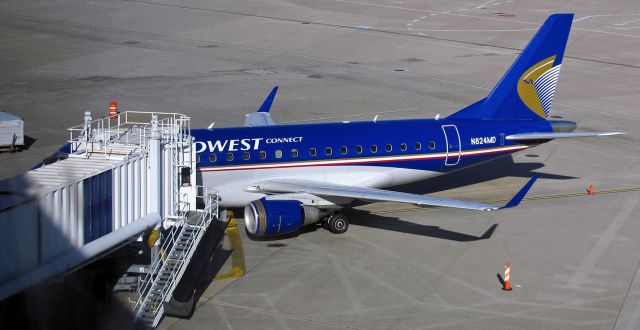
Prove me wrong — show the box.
[245,175,538,211]
[506,132,623,141]
[244,86,278,127]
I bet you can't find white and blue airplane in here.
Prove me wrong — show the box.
[191,14,622,237]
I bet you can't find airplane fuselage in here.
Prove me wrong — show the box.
[192,118,553,207]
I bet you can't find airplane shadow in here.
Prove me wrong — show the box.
[383,155,574,195]
[347,210,497,242]
[339,155,573,241]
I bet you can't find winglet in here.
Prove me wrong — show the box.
[501,175,539,209]
[258,86,279,113]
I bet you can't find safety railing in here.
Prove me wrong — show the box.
[67,111,191,160]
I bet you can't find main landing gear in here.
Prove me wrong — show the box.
[323,213,349,234]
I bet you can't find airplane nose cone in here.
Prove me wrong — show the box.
[549,120,577,132]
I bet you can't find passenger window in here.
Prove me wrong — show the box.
[340,146,347,155]
[325,147,332,156]
[291,149,299,158]
[209,154,217,162]
[310,148,317,156]
[243,152,250,160]
[429,141,436,149]
[355,145,363,154]
[275,150,283,159]
[400,143,407,151]
[370,145,378,153]
[385,144,392,152]
[415,142,422,151]
[226,153,234,161]
[259,151,266,159]
[196,155,200,163]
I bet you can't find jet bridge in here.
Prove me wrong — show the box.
[0,110,227,327]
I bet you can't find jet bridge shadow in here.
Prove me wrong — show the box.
[347,210,498,242]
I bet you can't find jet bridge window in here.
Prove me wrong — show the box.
[355,145,363,154]
[310,148,317,156]
[209,154,217,162]
[325,147,332,156]
[291,149,299,158]
[415,142,422,151]
[400,143,407,151]
[370,144,378,153]
[385,144,392,152]
[340,146,348,155]
[429,141,436,149]
[275,150,283,159]
[226,153,234,161]
[259,151,267,159]
[243,152,250,160]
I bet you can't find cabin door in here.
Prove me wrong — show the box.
[441,124,461,166]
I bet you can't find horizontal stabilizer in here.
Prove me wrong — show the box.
[506,132,623,141]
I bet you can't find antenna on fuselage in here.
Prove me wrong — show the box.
[435,114,440,120]
[208,122,215,129]
[373,115,378,123]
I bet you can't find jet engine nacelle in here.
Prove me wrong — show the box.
[244,198,322,236]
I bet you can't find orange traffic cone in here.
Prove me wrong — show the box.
[502,263,512,291]
[109,101,118,119]
[587,185,594,195]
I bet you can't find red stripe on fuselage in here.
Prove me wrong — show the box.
[197,145,527,173]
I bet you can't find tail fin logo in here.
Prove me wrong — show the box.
[517,55,562,118]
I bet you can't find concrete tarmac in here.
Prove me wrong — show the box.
[1,0,639,329]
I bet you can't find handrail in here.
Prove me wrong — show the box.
[67,111,191,160]
[133,189,220,326]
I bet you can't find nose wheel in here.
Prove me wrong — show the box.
[326,213,349,234]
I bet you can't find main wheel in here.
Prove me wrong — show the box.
[327,214,349,234]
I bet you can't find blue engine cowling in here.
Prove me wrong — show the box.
[244,198,316,236]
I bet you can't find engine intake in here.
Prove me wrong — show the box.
[244,198,321,236]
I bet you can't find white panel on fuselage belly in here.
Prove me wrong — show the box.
[201,165,441,207]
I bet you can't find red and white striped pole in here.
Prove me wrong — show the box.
[503,263,512,291]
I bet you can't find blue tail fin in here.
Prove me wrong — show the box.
[449,14,573,120]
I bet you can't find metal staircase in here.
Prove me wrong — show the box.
[133,192,221,328]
